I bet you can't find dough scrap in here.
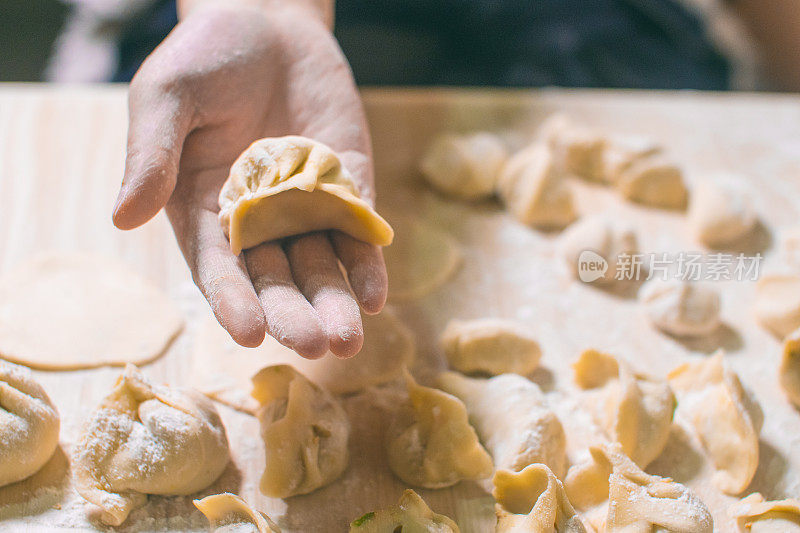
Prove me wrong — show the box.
[74,364,230,526]
[539,114,606,182]
[564,443,713,533]
[601,136,661,184]
[349,489,460,532]
[252,365,349,498]
[615,156,688,210]
[0,361,60,488]
[438,371,567,477]
[754,274,800,339]
[383,216,462,301]
[0,252,183,370]
[497,143,577,229]
[730,493,800,532]
[218,136,393,254]
[688,177,758,248]
[441,318,541,376]
[419,132,509,200]
[493,463,588,533]
[573,349,675,468]
[780,328,800,408]
[639,279,721,337]
[668,351,759,495]
[386,370,493,488]
[193,309,415,414]
[194,493,281,532]
[559,216,639,285]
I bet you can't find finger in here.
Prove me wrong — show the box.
[331,231,388,314]
[244,243,329,359]
[285,233,364,358]
[114,78,193,230]
[167,203,266,348]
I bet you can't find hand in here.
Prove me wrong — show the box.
[112,2,387,358]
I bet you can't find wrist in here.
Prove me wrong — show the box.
[178,0,333,28]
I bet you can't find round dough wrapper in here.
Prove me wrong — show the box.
[192,308,415,413]
[754,274,800,339]
[0,252,184,369]
[383,217,463,301]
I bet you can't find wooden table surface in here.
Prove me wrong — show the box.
[0,84,799,532]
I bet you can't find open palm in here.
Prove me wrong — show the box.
[113,4,386,359]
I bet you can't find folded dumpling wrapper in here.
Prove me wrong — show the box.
[730,493,800,532]
[349,489,460,532]
[194,492,281,532]
[219,136,393,254]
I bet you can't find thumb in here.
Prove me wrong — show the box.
[113,87,193,230]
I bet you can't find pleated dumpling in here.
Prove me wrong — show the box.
[252,365,349,498]
[386,370,493,488]
[350,489,460,532]
[565,443,713,533]
[668,351,759,494]
[730,493,800,532]
[438,372,567,477]
[0,361,60,488]
[573,349,675,468]
[493,463,587,533]
[194,493,281,532]
[218,136,393,254]
[74,364,230,526]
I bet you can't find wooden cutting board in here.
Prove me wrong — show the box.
[0,84,799,532]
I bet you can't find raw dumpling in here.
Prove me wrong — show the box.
[780,328,800,408]
[493,463,587,533]
[601,136,661,184]
[497,144,577,229]
[218,136,393,254]
[688,178,758,248]
[350,489,460,532]
[194,493,281,532]
[386,370,493,488]
[559,216,638,285]
[615,156,688,210]
[754,274,800,339]
[74,364,230,526]
[419,132,508,200]
[0,361,60,487]
[252,365,349,498]
[539,114,606,182]
[668,351,759,494]
[730,493,800,532]
[438,372,567,477]
[565,443,713,533]
[572,349,675,468]
[440,318,541,376]
[639,278,721,337]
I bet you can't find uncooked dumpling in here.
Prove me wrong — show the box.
[252,365,349,498]
[497,143,577,229]
[383,216,462,301]
[559,216,638,285]
[601,136,661,184]
[192,309,414,413]
[493,463,587,533]
[688,177,758,248]
[74,364,230,526]
[419,132,508,200]
[539,114,606,182]
[754,274,800,339]
[564,443,713,533]
[440,318,541,376]
[668,351,759,494]
[349,489,460,532]
[218,136,393,254]
[0,252,183,370]
[194,493,281,532]
[730,493,800,532]
[615,156,688,210]
[639,278,721,337]
[438,372,567,477]
[780,328,800,408]
[386,370,492,488]
[572,349,675,468]
[0,361,60,488]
